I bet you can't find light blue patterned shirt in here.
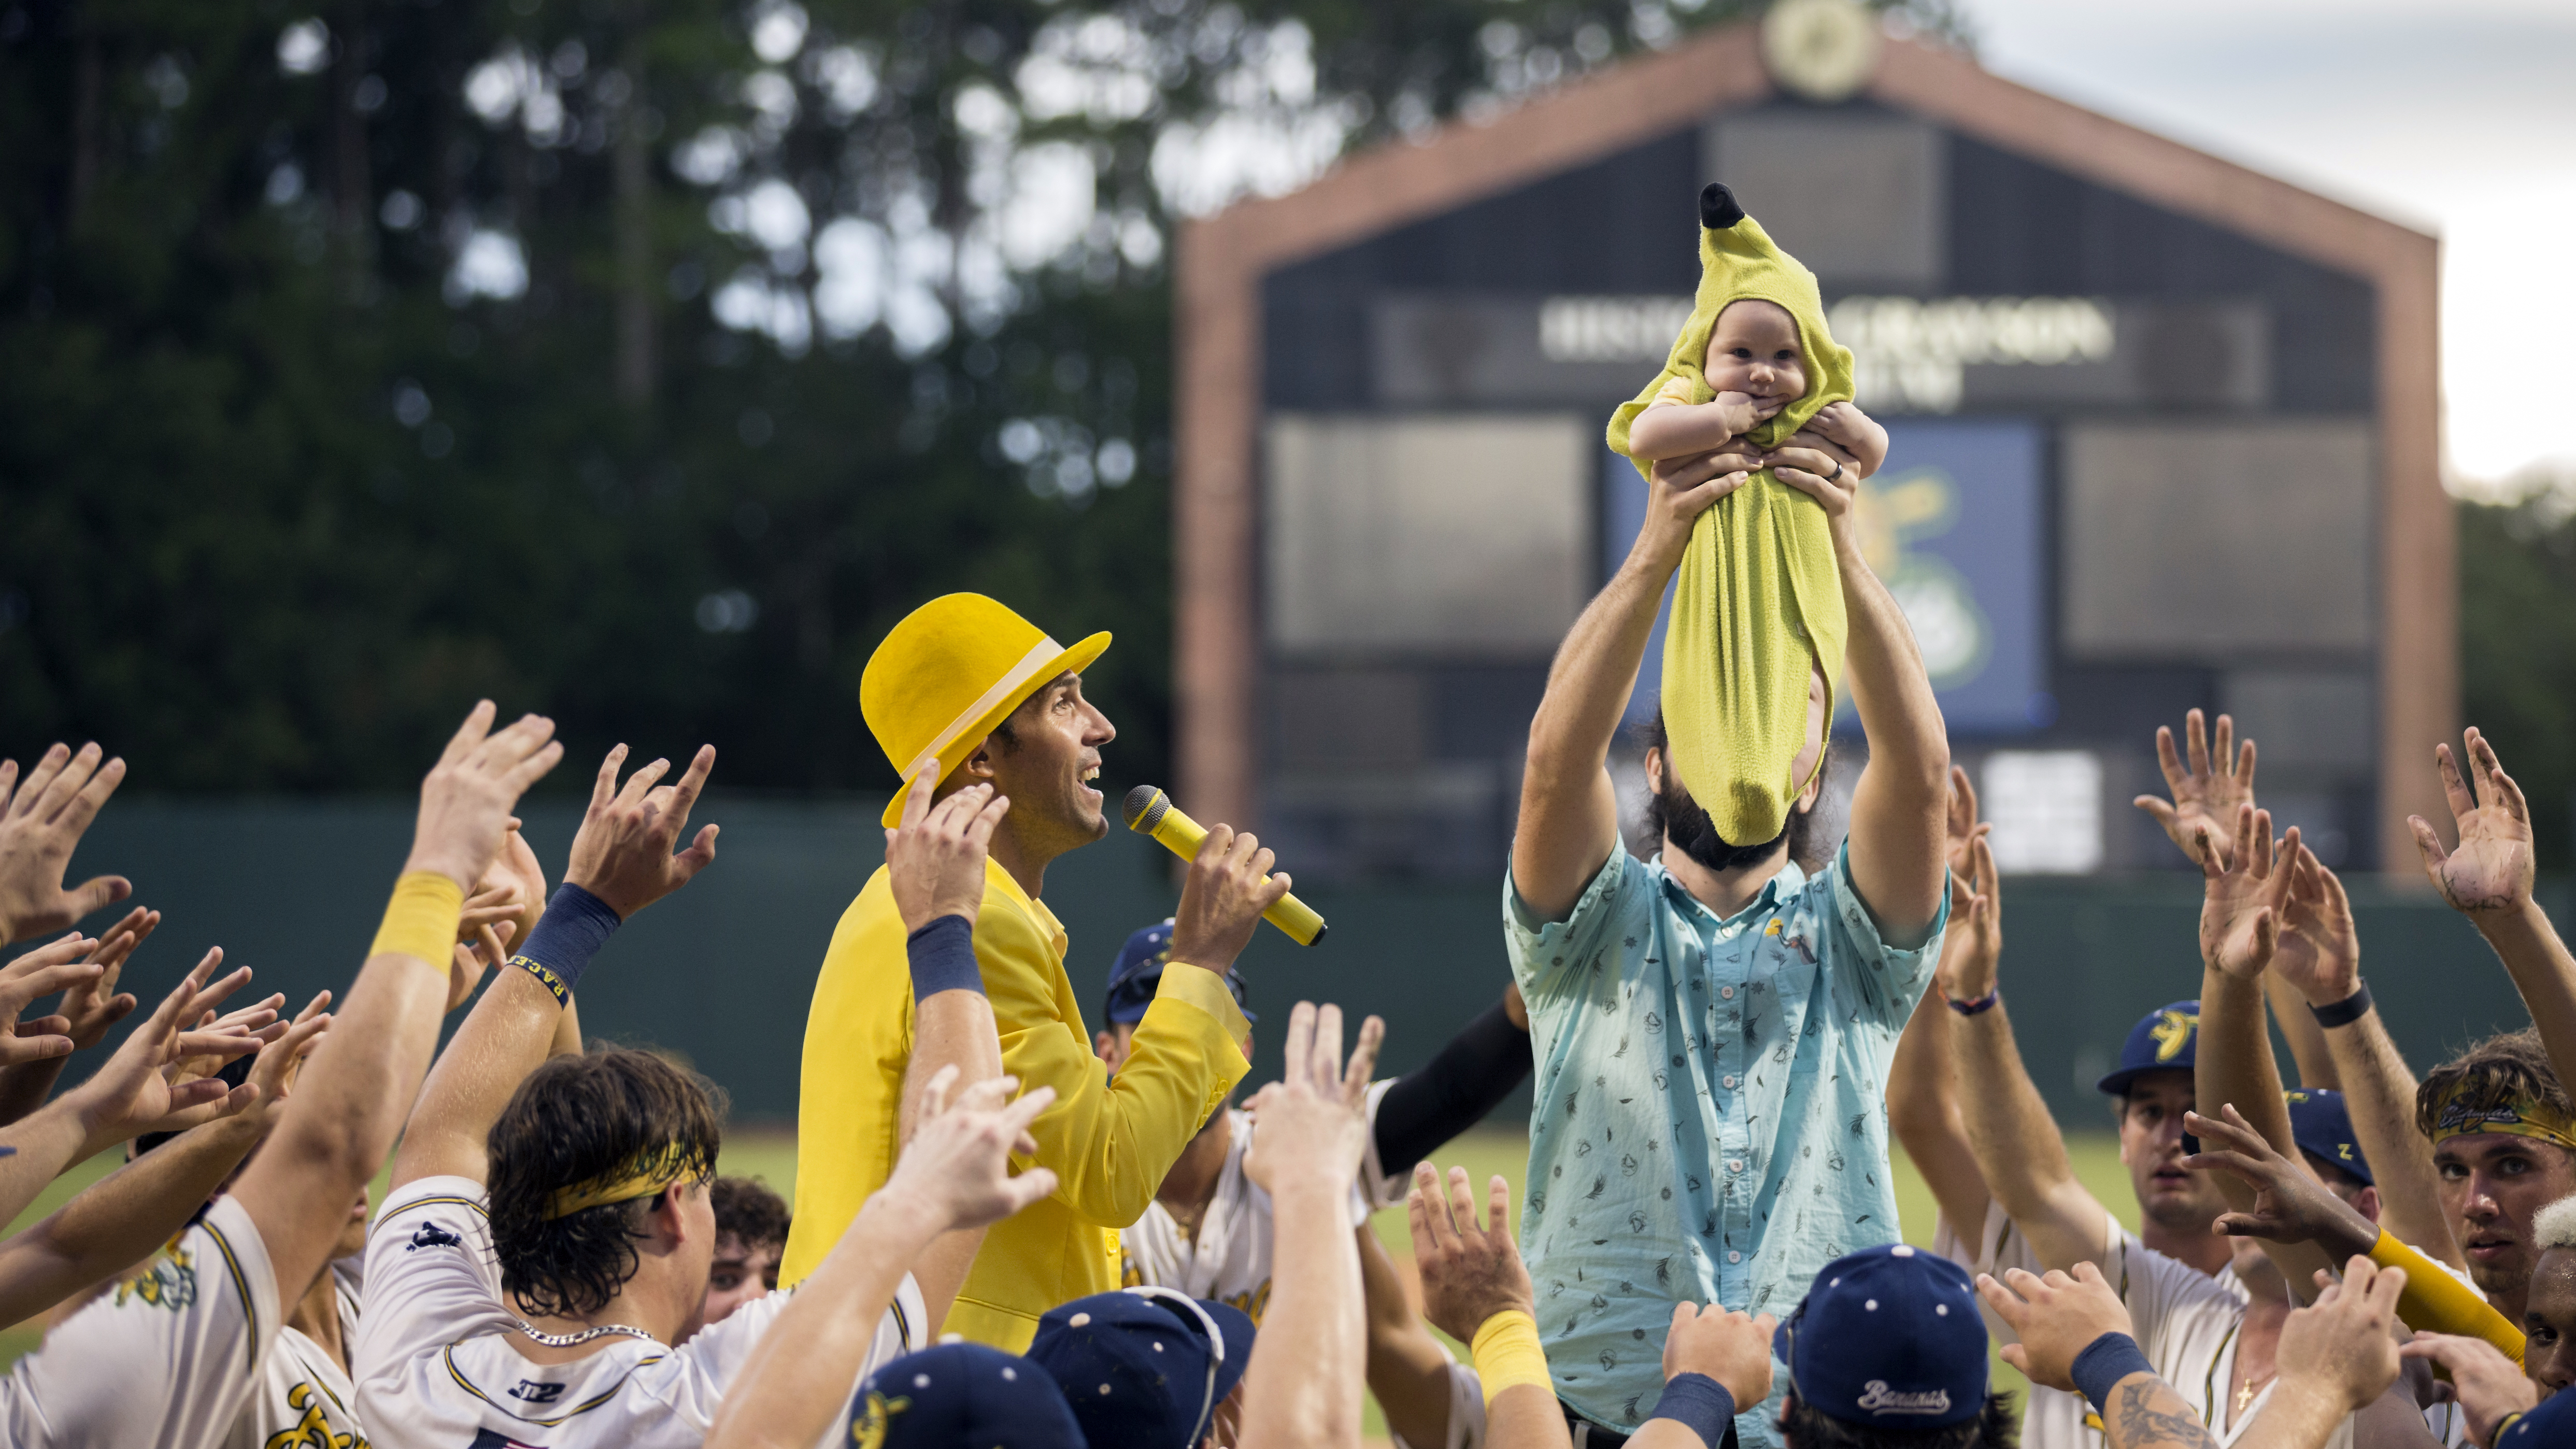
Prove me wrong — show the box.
[1504,841,1947,1443]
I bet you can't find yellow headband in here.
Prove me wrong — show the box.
[2427,1082,2576,1154]
[541,1143,706,1220]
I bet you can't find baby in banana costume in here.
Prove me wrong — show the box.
[1607,181,1887,850]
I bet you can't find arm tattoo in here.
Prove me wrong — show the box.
[2111,1378,2221,1449]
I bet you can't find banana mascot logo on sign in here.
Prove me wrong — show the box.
[2150,1008,2199,1064]
[848,1390,908,1448]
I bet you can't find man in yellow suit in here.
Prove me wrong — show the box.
[784,592,1289,1348]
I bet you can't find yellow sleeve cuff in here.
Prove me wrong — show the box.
[1470,1310,1554,1407]
[1150,962,1254,1050]
[2370,1229,2526,1365]
[371,871,465,969]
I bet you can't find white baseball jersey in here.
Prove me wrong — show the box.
[354,1176,924,1449]
[222,1257,366,1449]
[1118,1083,1406,1323]
[1,1195,283,1449]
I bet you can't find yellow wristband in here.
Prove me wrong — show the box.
[371,871,465,969]
[1470,1310,1554,1407]
[2370,1229,2526,1365]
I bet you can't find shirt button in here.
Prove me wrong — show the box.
[1728,1159,1745,1173]
[1723,1075,1738,1089]
[1728,1251,1743,1263]
[1720,985,1735,1000]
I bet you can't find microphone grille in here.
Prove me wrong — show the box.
[1121,784,1166,832]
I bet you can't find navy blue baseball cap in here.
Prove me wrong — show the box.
[1103,919,1254,1028]
[848,1343,1085,1448]
[1774,1244,1988,1429]
[1026,1288,1255,1449]
[2284,1088,2373,1186]
[2097,1000,2202,1096]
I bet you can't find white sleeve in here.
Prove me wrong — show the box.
[1358,1079,1411,1211]
[1386,1361,1487,1449]
[2127,1240,2248,1370]
[678,1271,930,1419]
[351,1176,517,1397]
[1,1195,282,1449]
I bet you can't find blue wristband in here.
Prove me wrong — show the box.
[1646,1372,1738,1449]
[509,883,621,1007]
[907,915,984,999]
[2070,1331,2155,1415]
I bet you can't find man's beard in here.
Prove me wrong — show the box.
[1649,764,1794,873]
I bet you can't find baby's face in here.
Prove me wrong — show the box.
[1703,299,1806,405]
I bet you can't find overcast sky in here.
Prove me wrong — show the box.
[1958,0,2576,489]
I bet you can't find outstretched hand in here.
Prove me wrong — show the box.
[0,934,105,1066]
[883,1066,1057,1232]
[2135,710,2257,869]
[60,906,155,1050]
[2276,1257,2404,1417]
[564,744,719,920]
[1634,449,1757,574]
[2271,846,2360,1008]
[0,743,132,945]
[2398,1334,2535,1446]
[1408,1163,1532,1343]
[67,951,266,1153]
[885,769,1008,932]
[2409,728,2534,918]
[1243,1001,1384,1196]
[1662,1302,1778,1417]
[1975,1262,2136,1393]
[403,703,566,893]
[2181,1106,2377,1258]
[2198,805,2296,981]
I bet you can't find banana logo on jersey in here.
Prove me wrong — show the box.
[848,1390,910,1448]
[2150,1008,2198,1064]
[115,1242,200,1313]
[264,1381,366,1448]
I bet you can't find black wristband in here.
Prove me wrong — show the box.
[907,915,984,1000]
[510,883,621,1007]
[2070,1331,2155,1415]
[2309,981,2374,1028]
[1646,1372,1738,1449]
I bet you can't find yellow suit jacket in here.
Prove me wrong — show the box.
[783,856,1250,1349]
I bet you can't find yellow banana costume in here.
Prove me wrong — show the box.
[1607,183,1855,846]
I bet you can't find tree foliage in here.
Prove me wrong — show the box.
[0,0,1966,793]
[2458,494,2576,868]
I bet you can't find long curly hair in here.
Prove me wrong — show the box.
[485,1045,724,1320]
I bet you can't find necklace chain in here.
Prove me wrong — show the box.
[516,1319,661,1349]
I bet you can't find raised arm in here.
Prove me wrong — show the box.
[1409,1162,1570,1449]
[2263,844,2461,1267]
[1239,1002,1385,1449]
[390,741,715,1192]
[1358,1222,1468,1449]
[1513,449,1753,921]
[232,703,565,1311]
[2410,730,2576,1092]
[1769,417,1948,944]
[1946,833,2117,1272]
[883,769,1015,1328]
[2192,806,2338,1295]
[1889,768,1998,1242]
[0,908,156,1124]
[702,1072,1057,1449]
[0,1000,328,1324]
[0,742,132,946]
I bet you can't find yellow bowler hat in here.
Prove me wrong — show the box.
[862,593,1111,827]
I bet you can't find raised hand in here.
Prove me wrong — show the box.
[1408,1164,1532,1343]
[1635,448,1757,574]
[65,952,264,1153]
[402,703,566,893]
[1661,1302,1778,1415]
[2135,711,2257,869]
[1243,1001,1385,1195]
[1943,764,1989,885]
[2197,806,2296,981]
[2398,1334,2536,1446]
[2181,1107,2377,1258]
[2271,847,2361,1008]
[1975,1262,2136,1393]
[0,934,104,1066]
[881,1067,1057,1231]
[1764,429,1865,543]
[563,743,719,920]
[885,769,1008,932]
[2409,729,2534,917]
[1804,400,1890,479]
[479,827,549,963]
[0,743,132,944]
[1168,822,1291,974]
[61,906,155,1049]
[2275,1257,2404,1417]
[1940,834,2003,1003]
[213,994,334,1138]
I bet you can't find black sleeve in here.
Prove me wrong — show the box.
[1370,998,1534,1174]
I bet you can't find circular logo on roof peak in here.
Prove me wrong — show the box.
[1762,0,1883,103]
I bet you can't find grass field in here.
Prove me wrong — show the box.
[6,1131,2139,1442]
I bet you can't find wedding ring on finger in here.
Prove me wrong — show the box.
[1829,460,1846,484]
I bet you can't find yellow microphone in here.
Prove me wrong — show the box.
[1122,785,1328,946]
